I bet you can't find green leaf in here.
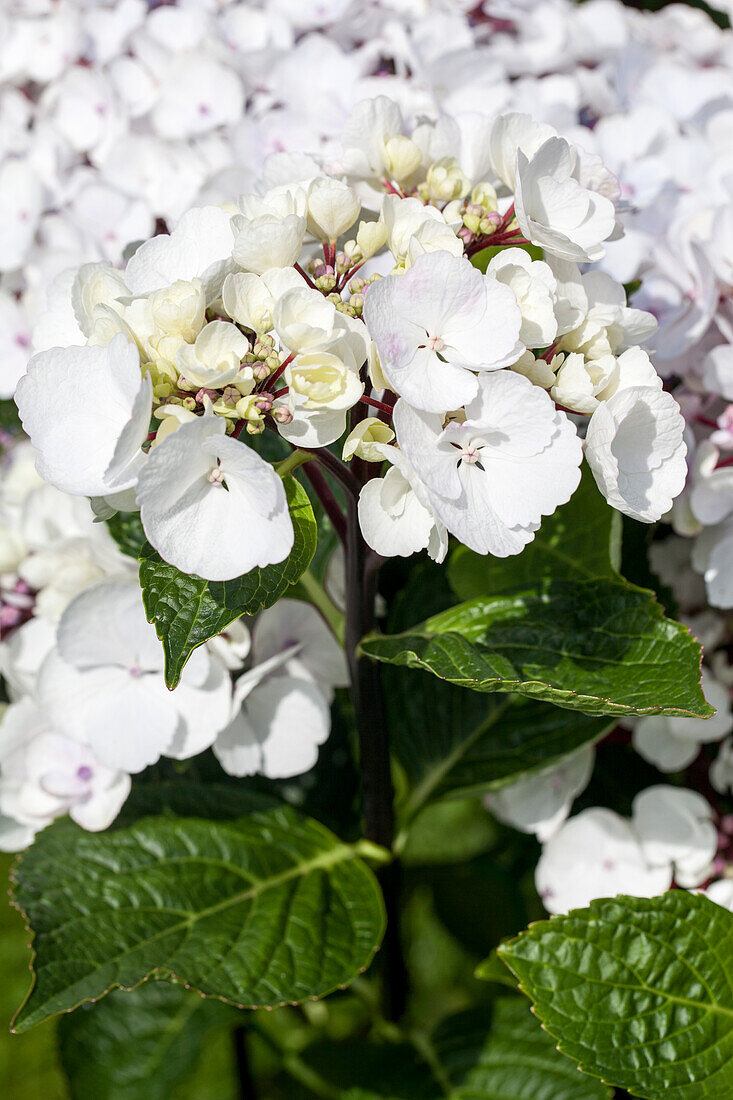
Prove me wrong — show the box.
[383,560,612,820]
[106,510,146,560]
[434,1000,611,1099]
[116,780,278,827]
[498,892,733,1100]
[58,982,237,1100]
[473,950,518,989]
[400,799,498,866]
[361,578,712,719]
[139,476,317,688]
[292,1000,610,1099]
[391,681,612,815]
[470,243,544,272]
[298,1038,437,1099]
[11,807,385,1032]
[448,466,621,601]
[0,397,22,435]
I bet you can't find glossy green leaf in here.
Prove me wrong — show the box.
[115,780,278,827]
[106,510,146,560]
[361,578,711,719]
[11,807,386,1032]
[448,466,621,602]
[434,1001,611,1099]
[58,982,237,1100]
[389,676,612,818]
[139,477,317,688]
[499,892,733,1099]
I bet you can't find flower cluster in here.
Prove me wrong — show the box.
[2,0,733,932]
[15,97,686,589]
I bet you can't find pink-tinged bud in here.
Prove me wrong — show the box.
[221,386,240,406]
[254,393,273,413]
[182,396,197,411]
[272,406,293,425]
[465,203,484,217]
[721,815,733,835]
[314,263,335,279]
[458,226,474,243]
[195,388,218,404]
[253,362,271,381]
[482,211,502,229]
[246,420,265,435]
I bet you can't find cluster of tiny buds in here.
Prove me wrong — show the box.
[458,182,502,244]
[245,334,281,381]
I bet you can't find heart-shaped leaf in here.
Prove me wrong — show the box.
[498,892,733,1099]
[11,807,386,1032]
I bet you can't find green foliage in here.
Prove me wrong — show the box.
[116,780,278,826]
[139,476,317,688]
[289,999,610,1098]
[10,807,386,1032]
[382,556,613,824]
[57,983,238,1100]
[498,892,733,1099]
[367,463,709,723]
[362,577,711,719]
[435,1000,611,1099]
[106,510,147,559]
[0,397,21,435]
[391,683,613,816]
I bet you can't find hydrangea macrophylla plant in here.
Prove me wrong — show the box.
[1,80,732,1100]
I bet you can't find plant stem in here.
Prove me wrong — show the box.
[344,502,393,850]
[233,1025,257,1100]
[301,460,347,543]
[275,449,314,479]
[343,486,407,1020]
[297,568,345,643]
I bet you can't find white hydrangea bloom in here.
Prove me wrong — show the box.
[136,415,293,582]
[364,250,523,413]
[393,371,582,557]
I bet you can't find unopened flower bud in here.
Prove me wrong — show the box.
[315,274,337,292]
[462,213,482,235]
[221,386,240,406]
[479,212,502,235]
[356,220,388,260]
[381,135,422,182]
[272,405,293,425]
[342,417,395,462]
[314,263,334,279]
[181,396,197,411]
[423,157,470,203]
[471,182,498,211]
[195,387,219,404]
[254,393,273,413]
[246,419,265,435]
[306,177,361,241]
[253,361,271,381]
